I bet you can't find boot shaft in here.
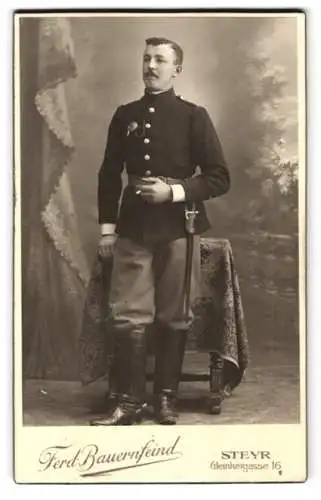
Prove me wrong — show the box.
[153,325,187,394]
[111,327,147,401]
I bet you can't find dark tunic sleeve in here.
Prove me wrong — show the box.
[181,106,230,202]
[98,106,125,224]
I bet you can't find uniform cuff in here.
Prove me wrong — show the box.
[171,184,186,202]
[101,223,116,235]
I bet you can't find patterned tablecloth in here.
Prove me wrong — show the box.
[79,238,250,391]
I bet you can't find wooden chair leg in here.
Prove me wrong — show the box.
[207,352,224,415]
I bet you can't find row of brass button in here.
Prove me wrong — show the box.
[143,106,154,163]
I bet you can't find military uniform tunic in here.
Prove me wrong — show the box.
[98,87,230,244]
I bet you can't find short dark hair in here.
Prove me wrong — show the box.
[145,37,184,65]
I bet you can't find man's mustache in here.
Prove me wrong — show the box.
[144,71,158,78]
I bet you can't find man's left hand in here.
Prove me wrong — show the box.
[136,177,172,204]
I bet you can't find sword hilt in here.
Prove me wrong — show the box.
[185,203,199,234]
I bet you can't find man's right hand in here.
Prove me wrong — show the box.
[98,234,117,259]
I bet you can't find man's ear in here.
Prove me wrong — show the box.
[174,65,183,76]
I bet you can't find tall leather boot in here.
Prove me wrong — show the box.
[153,326,187,425]
[90,327,147,425]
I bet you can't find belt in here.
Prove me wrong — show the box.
[127,174,184,187]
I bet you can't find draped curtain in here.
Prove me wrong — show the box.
[20,17,90,380]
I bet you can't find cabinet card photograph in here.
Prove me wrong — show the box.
[14,10,306,483]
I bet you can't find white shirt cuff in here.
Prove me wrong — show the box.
[171,184,186,202]
[101,223,116,235]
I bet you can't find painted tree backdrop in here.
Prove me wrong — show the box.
[203,17,298,237]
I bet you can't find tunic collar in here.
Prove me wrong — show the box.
[142,87,176,105]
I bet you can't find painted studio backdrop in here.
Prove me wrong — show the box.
[19,16,299,398]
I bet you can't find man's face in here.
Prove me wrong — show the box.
[143,43,180,92]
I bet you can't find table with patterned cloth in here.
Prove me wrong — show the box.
[79,238,249,410]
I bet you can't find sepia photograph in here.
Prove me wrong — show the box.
[14,10,306,483]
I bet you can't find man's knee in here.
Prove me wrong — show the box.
[155,311,193,331]
[109,308,154,331]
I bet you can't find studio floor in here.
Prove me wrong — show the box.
[23,340,300,426]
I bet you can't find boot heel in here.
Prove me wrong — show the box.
[133,404,146,424]
[207,396,222,415]
[134,414,143,424]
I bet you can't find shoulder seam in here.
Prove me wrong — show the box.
[176,95,197,107]
[121,98,142,108]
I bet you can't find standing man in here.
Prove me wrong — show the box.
[91,37,230,426]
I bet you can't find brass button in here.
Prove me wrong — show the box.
[149,107,155,113]
[144,138,150,144]
[145,122,151,128]
[144,154,150,160]
[145,170,152,176]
